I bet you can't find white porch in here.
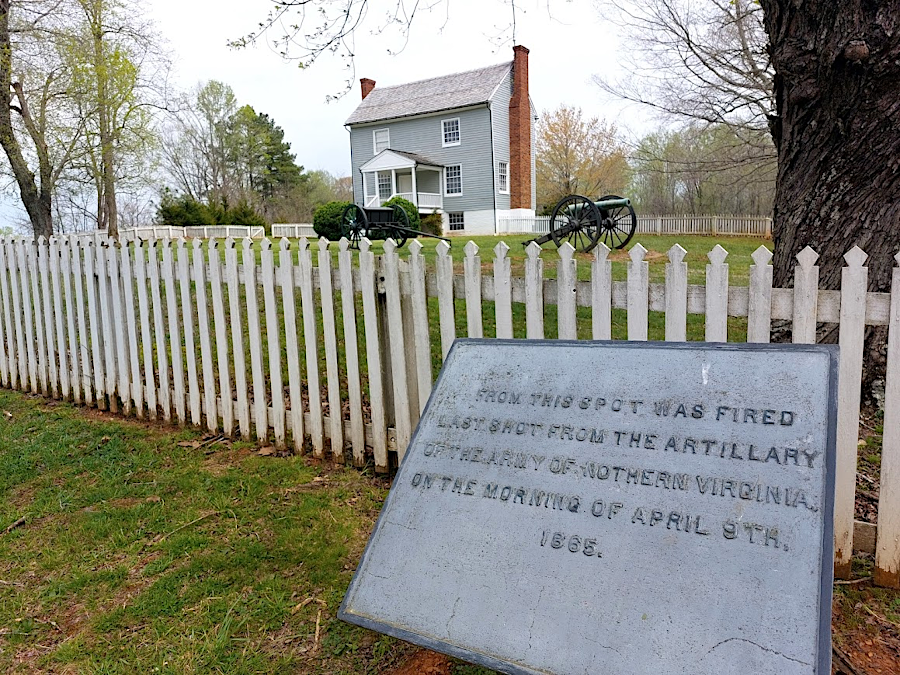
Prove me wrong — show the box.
[360,150,444,213]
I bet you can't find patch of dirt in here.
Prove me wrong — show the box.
[201,446,256,476]
[833,591,900,674]
[388,649,454,675]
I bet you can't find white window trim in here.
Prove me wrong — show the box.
[498,161,509,194]
[444,165,463,196]
[373,128,390,154]
[448,212,465,231]
[442,118,461,147]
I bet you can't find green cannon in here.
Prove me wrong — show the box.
[525,194,637,253]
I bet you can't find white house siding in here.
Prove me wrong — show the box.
[490,74,511,214]
[349,106,496,217]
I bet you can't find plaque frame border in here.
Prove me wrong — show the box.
[339,339,839,675]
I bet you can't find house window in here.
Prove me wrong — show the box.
[442,118,460,146]
[373,128,390,153]
[377,172,392,200]
[498,161,509,193]
[445,165,462,195]
[448,213,465,231]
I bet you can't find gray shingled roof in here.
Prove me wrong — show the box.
[389,150,444,167]
[345,61,512,125]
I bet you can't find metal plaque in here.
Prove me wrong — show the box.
[340,340,837,675]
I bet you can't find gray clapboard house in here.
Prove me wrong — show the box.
[345,45,536,235]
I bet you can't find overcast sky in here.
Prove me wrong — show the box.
[147,0,647,178]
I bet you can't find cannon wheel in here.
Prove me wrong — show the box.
[341,204,368,249]
[597,194,637,250]
[389,205,410,248]
[549,194,603,253]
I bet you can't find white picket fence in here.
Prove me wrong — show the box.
[0,233,898,585]
[636,215,772,237]
[271,224,316,238]
[121,225,266,239]
[499,214,771,237]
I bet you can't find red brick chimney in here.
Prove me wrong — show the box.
[508,45,531,210]
[360,78,376,100]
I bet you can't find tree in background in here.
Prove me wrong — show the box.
[160,81,350,225]
[596,0,772,133]
[0,0,78,237]
[61,0,165,237]
[535,106,629,214]
[629,124,775,216]
[0,0,165,238]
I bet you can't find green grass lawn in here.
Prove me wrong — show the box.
[0,389,499,673]
[206,233,771,286]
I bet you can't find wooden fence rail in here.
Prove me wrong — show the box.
[0,234,896,586]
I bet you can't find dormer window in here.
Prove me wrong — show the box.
[373,128,390,153]
[442,118,460,147]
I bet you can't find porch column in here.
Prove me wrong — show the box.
[411,166,418,207]
[361,172,367,205]
[391,169,397,198]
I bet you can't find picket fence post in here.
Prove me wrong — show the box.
[383,239,411,459]
[665,244,687,341]
[557,243,577,340]
[298,237,325,455]
[318,238,343,457]
[0,239,14,388]
[525,241,544,339]
[338,238,365,464]
[49,237,69,400]
[409,240,432,413]
[435,240,456,359]
[494,241,513,339]
[705,244,729,342]
[876,251,900,588]
[464,241,483,338]
[627,243,649,340]
[359,238,388,471]
[178,239,200,426]
[747,246,773,343]
[225,238,250,438]
[793,247,819,344]
[263,238,286,448]
[591,243,612,340]
[280,238,305,453]
[242,238,265,440]
[834,246,868,579]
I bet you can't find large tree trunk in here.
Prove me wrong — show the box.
[762,2,900,292]
[0,0,52,238]
[761,2,900,581]
[762,5,899,397]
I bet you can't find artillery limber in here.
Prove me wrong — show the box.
[341,204,451,249]
[526,194,637,253]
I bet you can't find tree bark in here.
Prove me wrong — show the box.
[761,2,900,293]
[0,0,53,238]
[761,2,900,402]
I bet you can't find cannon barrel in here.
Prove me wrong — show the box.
[562,197,631,215]
[594,197,630,210]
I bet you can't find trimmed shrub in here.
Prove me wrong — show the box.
[157,192,217,227]
[313,201,351,241]
[419,213,443,236]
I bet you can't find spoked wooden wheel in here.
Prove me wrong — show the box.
[389,205,410,248]
[597,194,637,250]
[549,194,603,253]
[341,204,368,249]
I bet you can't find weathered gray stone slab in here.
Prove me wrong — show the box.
[340,340,837,675]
